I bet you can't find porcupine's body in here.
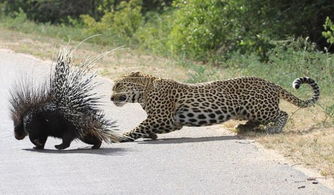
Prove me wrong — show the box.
[9,49,119,150]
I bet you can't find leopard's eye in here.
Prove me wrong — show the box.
[114,83,120,88]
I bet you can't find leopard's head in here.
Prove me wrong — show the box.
[111,72,157,107]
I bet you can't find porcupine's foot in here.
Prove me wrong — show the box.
[33,145,45,150]
[33,141,45,149]
[29,135,47,150]
[55,143,70,150]
[80,135,102,149]
[91,143,102,149]
[55,131,76,150]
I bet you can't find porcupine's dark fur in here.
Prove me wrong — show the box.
[9,48,119,150]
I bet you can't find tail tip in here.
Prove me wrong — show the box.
[292,77,310,89]
[292,79,301,89]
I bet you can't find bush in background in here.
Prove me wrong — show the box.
[134,10,174,55]
[165,0,334,61]
[81,0,143,45]
[322,17,334,46]
[1,0,99,23]
[1,0,173,23]
[2,0,333,60]
[168,0,237,60]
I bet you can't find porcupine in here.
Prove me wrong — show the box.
[9,48,120,150]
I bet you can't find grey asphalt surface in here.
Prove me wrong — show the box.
[0,49,333,195]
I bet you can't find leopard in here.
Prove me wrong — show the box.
[110,72,320,142]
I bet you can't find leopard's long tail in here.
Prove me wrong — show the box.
[279,77,320,108]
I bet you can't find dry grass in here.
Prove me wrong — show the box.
[0,28,190,81]
[0,28,333,185]
[224,101,334,180]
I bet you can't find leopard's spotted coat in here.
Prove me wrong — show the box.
[111,72,320,142]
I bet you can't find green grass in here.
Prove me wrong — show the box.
[0,13,86,42]
[0,13,124,47]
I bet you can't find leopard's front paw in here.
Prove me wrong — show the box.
[118,135,135,143]
[143,133,158,140]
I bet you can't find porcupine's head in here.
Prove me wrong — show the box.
[9,79,52,141]
[22,107,49,148]
[111,72,157,107]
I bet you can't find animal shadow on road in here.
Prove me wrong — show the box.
[139,135,239,145]
[23,147,129,156]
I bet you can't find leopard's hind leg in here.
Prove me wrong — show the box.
[265,111,288,134]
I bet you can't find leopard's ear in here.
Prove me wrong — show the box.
[127,71,158,79]
[152,79,163,89]
[128,71,144,77]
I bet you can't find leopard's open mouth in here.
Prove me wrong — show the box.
[110,94,127,106]
[113,101,126,107]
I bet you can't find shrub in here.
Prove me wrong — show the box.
[94,0,173,16]
[164,0,334,61]
[82,0,143,45]
[0,8,28,29]
[2,0,98,24]
[322,17,334,45]
[168,0,235,60]
[134,10,174,55]
[167,0,276,61]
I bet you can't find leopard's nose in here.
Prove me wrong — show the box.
[110,96,114,101]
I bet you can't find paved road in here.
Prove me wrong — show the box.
[0,49,332,194]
